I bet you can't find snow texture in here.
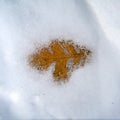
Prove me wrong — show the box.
[0,0,120,119]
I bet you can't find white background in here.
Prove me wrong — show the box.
[0,0,120,119]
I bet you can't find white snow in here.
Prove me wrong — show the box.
[0,0,120,119]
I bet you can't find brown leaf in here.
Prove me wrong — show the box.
[28,39,91,82]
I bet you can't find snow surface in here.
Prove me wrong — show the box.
[0,0,120,119]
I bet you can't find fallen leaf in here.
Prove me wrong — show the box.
[28,39,91,82]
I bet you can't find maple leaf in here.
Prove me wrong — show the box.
[28,40,91,82]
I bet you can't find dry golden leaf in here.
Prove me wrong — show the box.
[28,40,91,82]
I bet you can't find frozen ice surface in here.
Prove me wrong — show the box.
[0,0,120,119]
